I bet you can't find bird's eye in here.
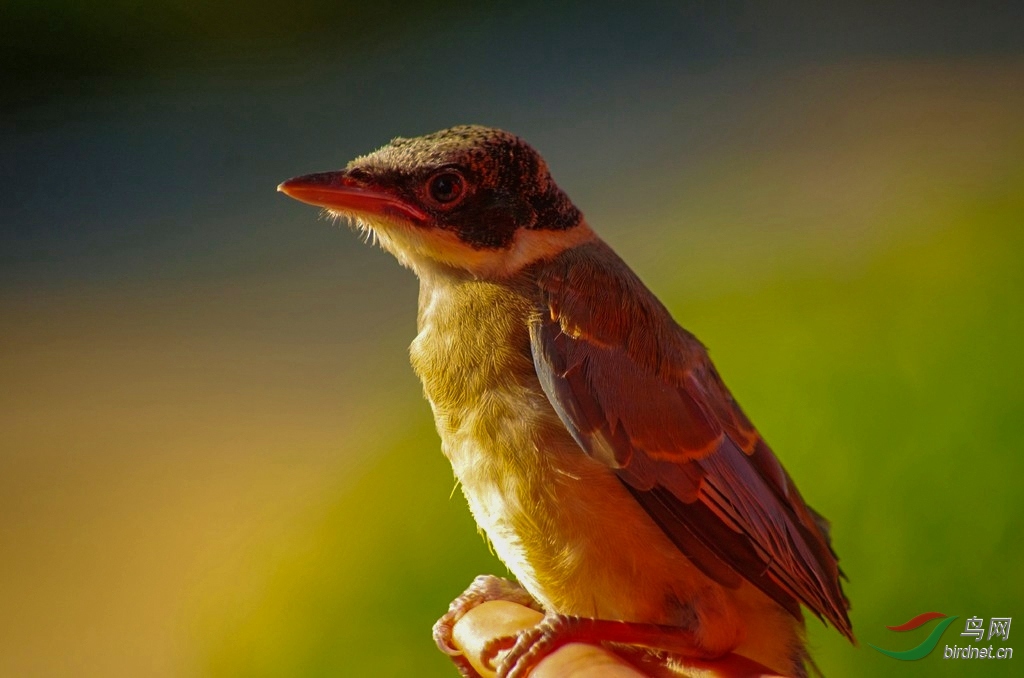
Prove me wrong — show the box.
[427,171,465,206]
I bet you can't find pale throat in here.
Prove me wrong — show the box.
[352,213,597,280]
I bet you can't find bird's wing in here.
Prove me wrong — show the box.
[529,241,853,638]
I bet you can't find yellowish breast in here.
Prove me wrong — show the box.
[408,272,712,623]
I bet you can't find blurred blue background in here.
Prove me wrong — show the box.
[2,2,1022,676]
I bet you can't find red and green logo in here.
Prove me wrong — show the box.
[869,612,959,660]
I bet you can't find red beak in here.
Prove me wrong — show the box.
[277,171,428,225]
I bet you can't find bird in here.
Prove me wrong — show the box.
[278,125,853,678]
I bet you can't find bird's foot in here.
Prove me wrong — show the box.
[434,575,541,676]
[482,613,719,678]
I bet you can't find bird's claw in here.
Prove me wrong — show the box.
[433,574,540,657]
[482,613,579,678]
[482,613,721,678]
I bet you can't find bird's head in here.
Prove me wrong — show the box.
[279,125,594,278]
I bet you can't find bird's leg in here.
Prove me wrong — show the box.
[434,575,543,677]
[483,613,723,678]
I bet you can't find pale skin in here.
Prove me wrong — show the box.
[452,601,784,678]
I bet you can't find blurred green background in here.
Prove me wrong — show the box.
[2,2,1022,676]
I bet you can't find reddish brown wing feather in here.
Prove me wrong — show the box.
[530,241,853,639]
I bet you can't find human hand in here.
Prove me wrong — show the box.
[449,600,784,678]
